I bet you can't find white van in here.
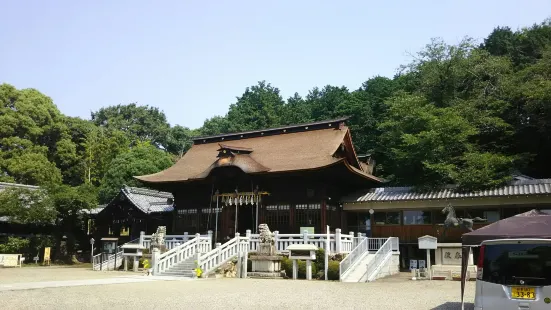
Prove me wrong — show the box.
[474,239,551,310]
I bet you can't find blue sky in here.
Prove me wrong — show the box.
[1,1,550,129]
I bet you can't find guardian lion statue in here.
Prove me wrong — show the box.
[150,226,166,250]
[258,224,274,245]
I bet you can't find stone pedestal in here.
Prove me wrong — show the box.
[248,255,284,278]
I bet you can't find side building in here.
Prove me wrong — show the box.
[342,176,551,269]
[134,118,381,241]
[89,186,174,242]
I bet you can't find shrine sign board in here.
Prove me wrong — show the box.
[0,254,22,267]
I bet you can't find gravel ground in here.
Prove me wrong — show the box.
[0,270,475,310]
[0,267,123,284]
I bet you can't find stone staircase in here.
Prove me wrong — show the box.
[157,256,197,278]
[340,253,375,282]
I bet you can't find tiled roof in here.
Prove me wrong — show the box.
[120,186,174,214]
[343,178,551,203]
[82,205,107,215]
[135,119,380,184]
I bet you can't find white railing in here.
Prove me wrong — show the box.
[198,233,249,277]
[339,236,369,280]
[140,231,212,250]
[365,237,398,282]
[93,247,124,271]
[367,238,388,252]
[152,233,211,275]
[247,229,365,254]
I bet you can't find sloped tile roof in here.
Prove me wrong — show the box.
[120,186,174,214]
[135,119,380,184]
[343,178,551,203]
[82,205,107,215]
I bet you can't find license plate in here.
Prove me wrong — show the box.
[511,287,536,299]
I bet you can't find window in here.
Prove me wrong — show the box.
[465,209,500,222]
[120,226,130,236]
[295,203,321,229]
[87,219,96,235]
[346,212,371,234]
[176,209,198,231]
[403,211,431,225]
[265,204,290,233]
[482,241,551,286]
[373,211,400,225]
[326,205,338,228]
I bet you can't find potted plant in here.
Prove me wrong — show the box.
[194,260,203,278]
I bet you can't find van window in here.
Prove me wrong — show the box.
[482,243,551,286]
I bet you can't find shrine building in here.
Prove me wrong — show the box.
[135,118,381,241]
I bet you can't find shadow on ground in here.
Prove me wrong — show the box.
[430,302,474,310]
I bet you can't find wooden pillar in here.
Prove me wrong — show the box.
[290,204,296,232]
[321,199,327,233]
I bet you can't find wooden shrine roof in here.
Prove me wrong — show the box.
[135,118,381,184]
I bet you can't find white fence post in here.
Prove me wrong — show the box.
[242,239,248,278]
[139,231,145,248]
[207,230,213,250]
[151,248,160,276]
[183,232,189,242]
[215,242,221,266]
[195,233,201,253]
[303,230,309,244]
[273,231,279,252]
[335,228,342,253]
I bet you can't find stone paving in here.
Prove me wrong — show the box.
[0,268,475,310]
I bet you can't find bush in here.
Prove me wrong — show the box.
[0,237,29,254]
[298,260,318,279]
[281,256,293,277]
[315,248,325,271]
[327,260,340,280]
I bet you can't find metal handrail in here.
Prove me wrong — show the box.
[365,237,394,282]
[339,237,369,280]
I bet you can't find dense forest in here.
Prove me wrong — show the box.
[1,19,550,258]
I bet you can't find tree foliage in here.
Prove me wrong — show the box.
[97,142,174,203]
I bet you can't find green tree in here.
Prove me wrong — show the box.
[97,142,174,203]
[0,84,71,186]
[225,81,286,132]
[199,115,231,136]
[166,125,198,158]
[82,127,129,186]
[0,187,56,225]
[91,103,171,148]
[378,93,514,190]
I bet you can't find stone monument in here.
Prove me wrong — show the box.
[431,243,476,280]
[249,224,284,278]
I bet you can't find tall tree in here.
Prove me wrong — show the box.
[225,81,286,132]
[0,84,68,186]
[91,103,170,148]
[82,127,129,186]
[97,142,174,203]
[165,125,197,158]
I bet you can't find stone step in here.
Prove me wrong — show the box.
[166,267,195,271]
[160,271,195,276]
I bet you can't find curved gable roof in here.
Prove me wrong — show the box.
[135,120,380,183]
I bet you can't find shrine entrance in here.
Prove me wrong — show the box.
[231,204,256,236]
[215,191,269,241]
